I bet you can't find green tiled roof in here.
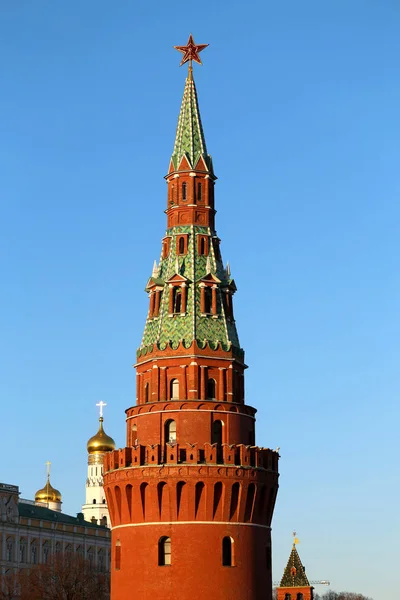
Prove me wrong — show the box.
[140,225,240,352]
[280,544,310,587]
[139,73,240,356]
[19,502,107,529]
[171,71,213,173]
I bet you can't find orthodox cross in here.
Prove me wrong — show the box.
[45,461,51,479]
[96,401,107,418]
[293,531,299,545]
[174,34,208,72]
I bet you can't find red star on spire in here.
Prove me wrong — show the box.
[174,34,209,67]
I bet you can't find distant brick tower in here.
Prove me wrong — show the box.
[277,539,314,600]
[103,36,279,600]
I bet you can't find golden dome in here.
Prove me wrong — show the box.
[35,477,62,503]
[87,417,116,454]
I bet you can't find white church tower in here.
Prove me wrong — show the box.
[82,402,115,526]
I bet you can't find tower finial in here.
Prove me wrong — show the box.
[293,531,299,546]
[174,34,208,75]
[45,460,51,480]
[96,400,107,419]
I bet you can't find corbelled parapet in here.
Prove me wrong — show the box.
[104,443,279,473]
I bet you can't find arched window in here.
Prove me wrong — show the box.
[284,595,291,600]
[207,378,216,399]
[165,419,177,443]
[20,539,26,563]
[197,182,202,201]
[181,182,187,201]
[158,537,171,566]
[178,237,185,254]
[200,237,206,255]
[296,595,304,600]
[173,287,182,313]
[6,539,13,562]
[144,383,150,403]
[212,420,223,445]
[132,424,138,445]
[204,287,212,313]
[170,379,179,400]
[31,541,37,564]
[115,540,121,570]
[222,537,234,566]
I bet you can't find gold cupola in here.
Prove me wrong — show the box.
[35,476,62,503]
[87,416,116,454]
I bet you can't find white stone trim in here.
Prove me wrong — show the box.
[112,521,270,531]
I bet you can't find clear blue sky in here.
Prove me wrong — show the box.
[1,2,398,598]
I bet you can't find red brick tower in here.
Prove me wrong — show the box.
[277,540,314,600]
[103,36,279,600]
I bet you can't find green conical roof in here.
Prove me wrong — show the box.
[280,544,310,587]
[138,69,240,357]
[170,70,213,172]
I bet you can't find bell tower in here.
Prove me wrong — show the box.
[103,35,279,600]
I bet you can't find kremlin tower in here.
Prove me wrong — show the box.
[82,402,115,525]
[277,539,314,600]
[103,36,280,600]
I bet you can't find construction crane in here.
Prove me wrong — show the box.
[273,580,330,586]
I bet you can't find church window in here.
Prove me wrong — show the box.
[144,383,150,403]
[297,595,304,600]
[212,420,223,445]
[158,536,171,566]
[165,419,177,443]
[199,236,208,255]
[31,541,37,564]
[222,537,234,566]
[182,182,187,201]
[93,499,97,504]
[284,595,292,600]
[98,548,105,572]
[43,543,50,564]
[207,378,216,399]
[197,182,202,201]
[178,237,185,254]
[170,379,179,400]
[204,287,212,313]
[20,539,26,563]
[6,539,13,562]
[173,287,182,313]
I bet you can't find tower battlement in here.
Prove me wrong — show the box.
[104,443,279,473]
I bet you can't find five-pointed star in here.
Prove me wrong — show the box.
[174,34,209,66]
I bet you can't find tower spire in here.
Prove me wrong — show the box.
[277,537,314,600]
[170,35,212,173]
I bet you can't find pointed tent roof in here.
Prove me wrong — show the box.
[170,70,213,173]
[280,544,310,588]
